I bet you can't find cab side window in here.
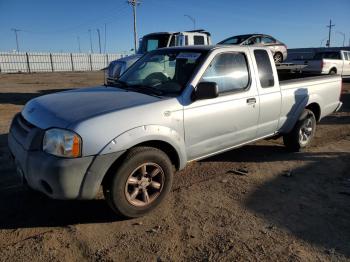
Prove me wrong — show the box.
[194,36,205,45]
[200,52,250,93]
[254,50,275,88]
[343,52,349,60]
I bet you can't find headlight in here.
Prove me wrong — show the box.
[43,128,82,158]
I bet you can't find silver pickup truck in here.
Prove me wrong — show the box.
[8,46,342,218]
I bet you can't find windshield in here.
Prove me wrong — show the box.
[117,49,207,96]
[218,35,252,45]
[138,34,171,54]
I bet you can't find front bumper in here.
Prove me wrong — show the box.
[8,131,94,199]
[8,113,125,200]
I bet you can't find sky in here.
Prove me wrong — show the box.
[0,0,349,54]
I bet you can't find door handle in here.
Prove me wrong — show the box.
[246,98,256,104]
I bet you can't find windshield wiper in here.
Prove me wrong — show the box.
[109,80,163,97]
[110,79,128,87]
[125,84,164,97]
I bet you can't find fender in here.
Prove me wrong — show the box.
[280,93,323,134]
[100,125,187,169]
[78,125,187,199]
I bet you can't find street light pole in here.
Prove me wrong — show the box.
[97,29,102,54]
[88,29,93,53]
[128,0,141,53]
[184,14,196,30]
[77,36,81,53]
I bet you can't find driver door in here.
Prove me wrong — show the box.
[184,51,260,160]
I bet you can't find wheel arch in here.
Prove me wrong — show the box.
[305,102,321,121]
[101,140,181,190]
[329,67,337,74]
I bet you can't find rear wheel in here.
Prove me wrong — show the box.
[103,146,173,218]
[273,52,283,64]
[329,68,337,75]
[283,109,316,152]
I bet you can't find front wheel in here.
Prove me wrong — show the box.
[103,146,173,218]
[283,109,316,152]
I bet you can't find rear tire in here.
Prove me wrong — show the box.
[329,68,337,75]
[273,52,283,64]
[283,109,316,152]
[103,146,173,218]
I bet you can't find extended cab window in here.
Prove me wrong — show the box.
[254,50,274,88]
[200,52,249,93]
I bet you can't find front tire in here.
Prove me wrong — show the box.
[283,109,316,152]
[103,146,173,218]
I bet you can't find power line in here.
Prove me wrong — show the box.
[336,31,345,47]
[128,0,141,53]
[326,19,335,47]
[17,5,128,35]
[11,28,21,51]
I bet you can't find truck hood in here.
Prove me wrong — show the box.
[22,86,161,129]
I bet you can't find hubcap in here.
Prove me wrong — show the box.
[299,117,313,145]
[125,163,164,207]
[274,53,282,63]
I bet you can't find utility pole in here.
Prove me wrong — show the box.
[128,0,141,53]
[88,29,93,53]
[184,15,196,30]
[77,36,81,53]
[97,29,101,54]
[11,28,21,52]
[326,19,335,47]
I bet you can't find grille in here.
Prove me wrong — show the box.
[12,114,34,139]
[10,113,43,150]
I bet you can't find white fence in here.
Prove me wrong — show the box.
[0,52,125,73]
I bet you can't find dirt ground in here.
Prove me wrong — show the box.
[0,72,349,262]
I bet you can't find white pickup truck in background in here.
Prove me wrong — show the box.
[296,50,350,77]
[106,30,212,84]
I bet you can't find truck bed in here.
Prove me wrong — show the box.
[279,75,342,126]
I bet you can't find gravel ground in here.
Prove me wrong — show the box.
[0,72,349,261]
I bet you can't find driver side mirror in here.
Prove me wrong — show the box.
[192,82,219,101]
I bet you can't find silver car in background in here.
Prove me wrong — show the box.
[218,34,287,63]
